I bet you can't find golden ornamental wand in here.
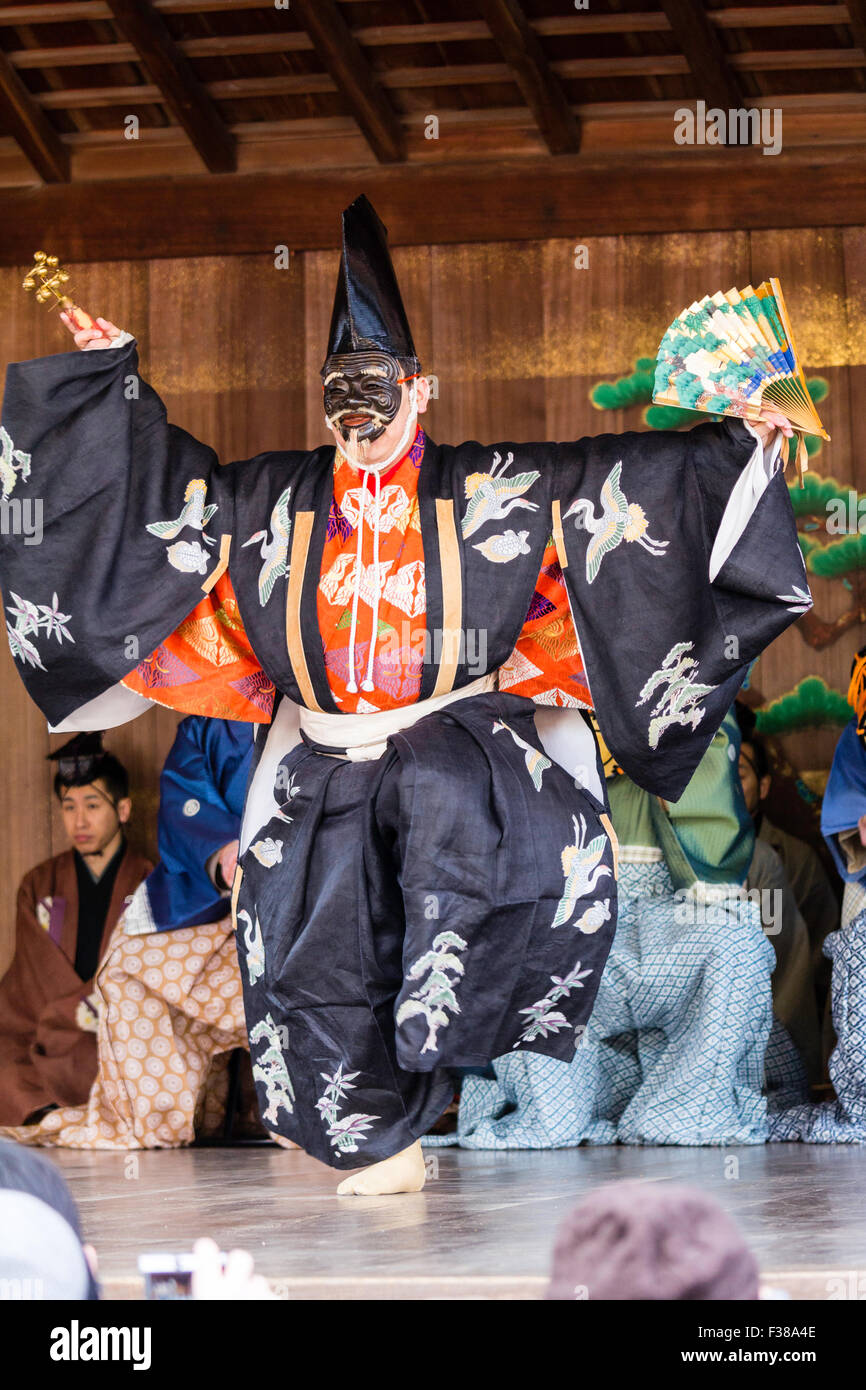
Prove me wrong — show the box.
[22,251,101,335]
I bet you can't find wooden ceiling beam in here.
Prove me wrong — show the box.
[0,3,851,30]
[659,0,744,112]
[735,47,865,70]
[1,152,864,266]
[9,35,313,68]
[475,0,580,154]
[32,49,866,111]
[716,4,848,24]
[289,0,404,164]
[102,0,235,172]
[0,44,68,181]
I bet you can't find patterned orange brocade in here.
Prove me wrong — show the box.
[122,572,275,723]
[123,431,592,719]
[503,535,593,710]
[317,431,428,712]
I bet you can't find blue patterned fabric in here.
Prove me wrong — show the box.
[769,908,866,1143]
[426,861,775,1149]
[764,1019,809,1112]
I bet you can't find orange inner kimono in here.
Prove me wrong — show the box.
[122,428,593,719]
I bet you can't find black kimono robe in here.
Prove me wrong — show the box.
[0,341,809,1165]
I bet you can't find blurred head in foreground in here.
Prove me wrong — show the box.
[0,1140,98,1299]
[546,1180,759,1301]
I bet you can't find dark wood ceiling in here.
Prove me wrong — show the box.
[1,1,864,259]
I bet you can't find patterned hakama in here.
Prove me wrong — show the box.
[769,903,866,1143]
[427,862,776,1149]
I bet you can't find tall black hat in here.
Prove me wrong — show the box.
[323,195,419,372]
[47,731,108,784]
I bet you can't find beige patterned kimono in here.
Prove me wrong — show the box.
[1,914,251,1149]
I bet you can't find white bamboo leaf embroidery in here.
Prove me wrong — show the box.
[397,931,469,1054]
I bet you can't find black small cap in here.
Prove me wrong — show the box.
[48,731,107,784]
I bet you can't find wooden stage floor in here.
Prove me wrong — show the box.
[47,1142,866,1300]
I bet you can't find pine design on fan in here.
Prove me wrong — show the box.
[653,279,829,481]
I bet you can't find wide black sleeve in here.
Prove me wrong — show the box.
[0,340,234,727]
[553,417,809,798]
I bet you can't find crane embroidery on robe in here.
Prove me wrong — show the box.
[0,426,31,499]
[315,1062,380,1154]
[339,483,411,533]
[492,718,551,790]
[514,960,593,1046]
[174,608,249,667]
[320,553,426,618]
[396,931,468,1054]
[564,460,669,584]
[272,770,301,826]
[551,814,612,927]
[473,529,531,563]
[237,909,265,986]
[6,590,73,669]
[461,452,540,539]
[242,487,292,607]
[249,1014,295,1123]
[635,640,716,749]
[146,478,217,541]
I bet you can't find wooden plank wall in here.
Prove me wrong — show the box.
[1,226,864,970]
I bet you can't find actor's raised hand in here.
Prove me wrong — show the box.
[59,311,123,351]
[752,405,794,445]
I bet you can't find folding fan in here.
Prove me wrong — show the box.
[653,278,828,480]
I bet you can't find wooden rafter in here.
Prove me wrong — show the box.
[475,0,580,155]
[103,0,236,172]
[659,0,744,113]
[14,50,866,110]
[0,44,68,181]
[846,1,866,55]
[289,0,404,164]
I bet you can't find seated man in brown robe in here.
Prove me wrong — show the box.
[0,733,152,1125]
[2,716,263,1151]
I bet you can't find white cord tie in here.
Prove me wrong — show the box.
[336,381,420,701]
